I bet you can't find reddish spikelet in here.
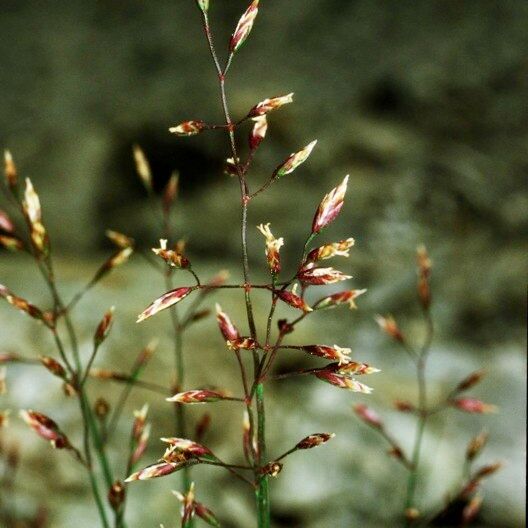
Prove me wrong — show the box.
[300,345,351,365]
[105,229,134,249]
[169,120,205,136]
[4,150,17,188]
[353,403,383,428]
[416,244,432,309]
[0,234,24,251]
[194,501,221,527]
[108,480,126,512]
[89,368,128,381]
[0,352,20,363]
[20,410,70,448]
[394,400,415,412]
[137,287,193,323]
[160,438,213,458]
[94,307,114,346]
[131,404,149,441]
[314,370,373,393]
[166,389,230,404]
[229,0,259,53]
[0,210,15,233]
[125,460,186,482]
[450,398,497,414]
[275,140,317,178]
[275,290,312,313]
[256,223,283,275]
[23,178,48,255]
[473,462,502,479]
[311,175,349,234]
[462,495,483,525]
[132,144,152,190]
[226,337,257,351]
[295,432,335,450]
[297,264,351,285]
[152,239,190,268]
[130,424,151,467]
[334,361,380,376]
[173,483,196,526]
[306,238,355,262]
[249,115,268,150]
[466,430,489,461]
[0,409,10,428]
[0,284,48,324]
[456,369,486,392]
[39,356,67,380]
[248,93,294,117]
[375,314,405,343]
[163,172,179,213]
[316,289,367,310]
[260,461,283,477]
[215,303,240,342]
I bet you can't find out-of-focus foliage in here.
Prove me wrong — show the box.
[0,1,526,527]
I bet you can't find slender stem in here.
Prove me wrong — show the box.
[404,310,434,523]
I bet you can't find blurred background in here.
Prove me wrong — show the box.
[0,1,526,527]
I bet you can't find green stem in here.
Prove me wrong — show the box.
[255,382,270,528]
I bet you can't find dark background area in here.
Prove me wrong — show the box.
[1,1,526,527]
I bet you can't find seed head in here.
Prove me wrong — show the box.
[275,140,317,178]
[275,290,312,313]
[353,404,383,428]
[229,0,259,53]
[132,144,152,191]
[312,175,349,234]
[296,433,335,450]
[249,115,268,149]
[314,370,373,393]
[20,409,70,449]
[39,356,67,380]
[257,223,283,275]
[94,307,115,346]
[215,303,240,342]
[248,93,294,117]
[297,265,352,285]
[169,120,205,136]
[137,287,193,323]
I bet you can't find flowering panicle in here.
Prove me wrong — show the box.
[275,140,317,178]
[315,289,367,310]
[132,144,152,191]
[169,120,206,137]
[137,287,193,323]
[152,239,190,269]
[297,264,351,285]
[306,238,355,262]
[229,0,259,53]
[249,115,268,150]
[23,178,48,255]
[311,175,349,234]
[248,93,294,117]
[257,223,283,275]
